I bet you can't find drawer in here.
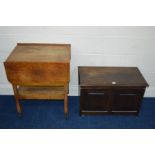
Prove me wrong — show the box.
[80,89,109,111]
[4,62,70,85]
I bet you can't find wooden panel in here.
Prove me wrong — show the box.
[79,88,145,115]
[112,89,145,111]
[18,86,65,99]
[4,62,70,85]
[80,89,109,111]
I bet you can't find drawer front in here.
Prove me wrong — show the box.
[80,89,109,111]
[4,62,70,85]
[112,89,145,111]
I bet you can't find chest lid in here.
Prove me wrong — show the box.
[78,66,149,87]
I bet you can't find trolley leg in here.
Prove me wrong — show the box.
[64,84,68,119]
[12,84,22,115]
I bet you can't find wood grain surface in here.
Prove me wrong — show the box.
[78,66,149,87]
[4,43,71,117]
[6,43,70,62]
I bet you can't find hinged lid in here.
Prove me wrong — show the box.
[78,66,149,87]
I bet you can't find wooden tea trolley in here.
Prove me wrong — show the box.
[78,66,149,116]
[4,43,71,118]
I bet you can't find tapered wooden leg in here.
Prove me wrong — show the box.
[64,84,68,119]
[12,84,22,114]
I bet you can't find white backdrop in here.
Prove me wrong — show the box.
[0,26,155,96]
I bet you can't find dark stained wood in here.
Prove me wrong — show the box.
[4,43,71,118]
[79,66,148,87]
[78,66,149,116]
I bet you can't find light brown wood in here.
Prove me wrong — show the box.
[6,43,70,62]
[18,86,65,99]
[64,84,68,118]
[12,84,22,114]
[4,43,71,118]
[4,62,70,85]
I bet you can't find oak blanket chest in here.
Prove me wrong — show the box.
[78,66,149,115]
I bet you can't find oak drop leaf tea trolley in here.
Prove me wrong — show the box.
[4,43,71,118]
